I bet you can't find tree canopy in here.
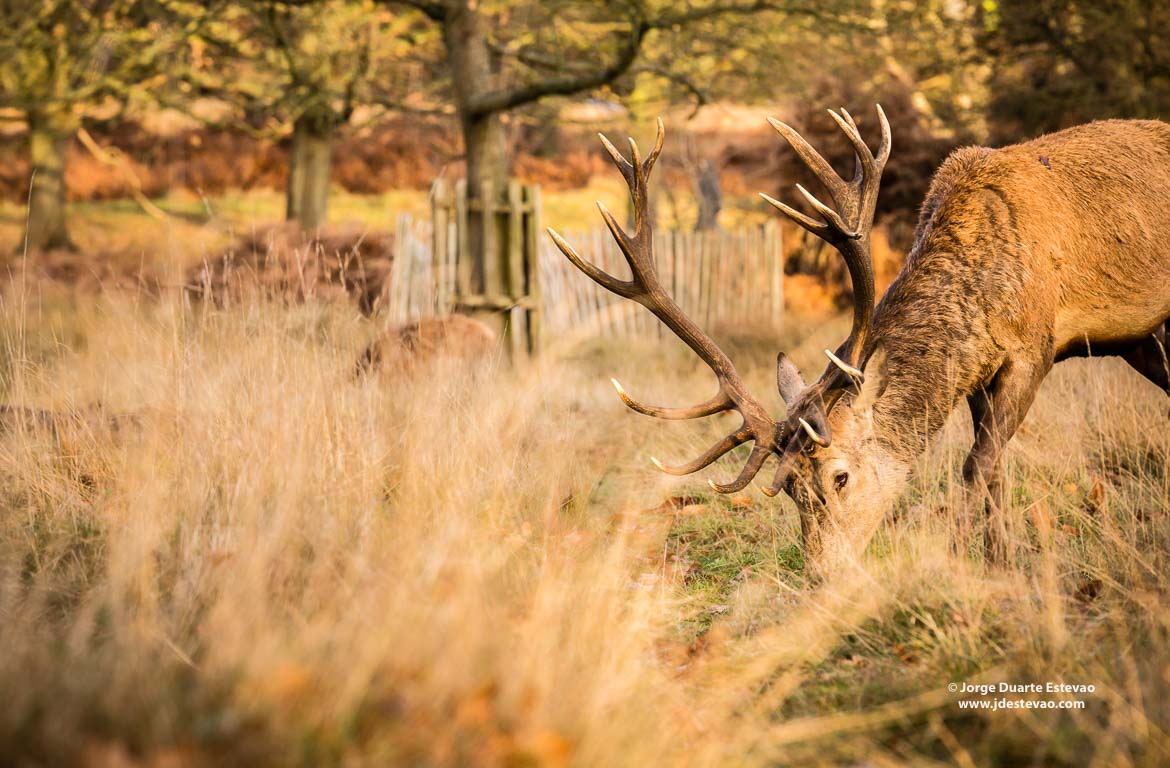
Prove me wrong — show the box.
[2,0,1168,250]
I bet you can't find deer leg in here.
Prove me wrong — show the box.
[961,389,998,557]
[962,356,1051,563]
[1121,324,1170,410]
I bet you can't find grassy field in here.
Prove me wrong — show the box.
[1,214,1169,766]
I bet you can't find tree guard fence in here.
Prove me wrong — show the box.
[385,184,783,351]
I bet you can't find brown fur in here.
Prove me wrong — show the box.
[357,314,498,374]
[872,120,1170,449]
[807,119,1170,570]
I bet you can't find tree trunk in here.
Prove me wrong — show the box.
[444,3,508,192]
[23,108,75,253]
[286,115,334,231]
[694,159,723,231]
[463,109,507,193]
[286,125,306,223]
[440,2,513,334]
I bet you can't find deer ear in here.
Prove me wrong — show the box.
[853,346,888,413]
[776,352,807,404]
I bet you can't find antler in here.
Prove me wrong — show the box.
[759,105,891,450]
[547,119,783,493]
[761,105,890,372]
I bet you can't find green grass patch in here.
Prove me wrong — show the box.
[664,493,802,636]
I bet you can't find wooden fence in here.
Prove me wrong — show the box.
[387,214,783,344]
[430,178,541,358]
[538,222,783,341]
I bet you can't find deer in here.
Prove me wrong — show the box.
[547,107,1170,577]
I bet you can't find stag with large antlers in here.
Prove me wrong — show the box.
[549,110,1170,576]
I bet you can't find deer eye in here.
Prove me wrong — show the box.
[833,471,849,493]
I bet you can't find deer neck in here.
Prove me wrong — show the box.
[870,362,960,464]
[865,267,993,464]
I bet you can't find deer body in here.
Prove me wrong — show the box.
[892,120,1170,369]
[874,120,1170,448]
[821,119,1170,564]
[550,112,1170,577]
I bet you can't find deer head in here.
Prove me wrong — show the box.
[548,108,909,577]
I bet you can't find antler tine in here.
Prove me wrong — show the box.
[799,417,829,447]
[628,120,666,236]
[839,107,860,133]
[824,348,863,380]
[759,192,833,239]
[795,184,852,238]
[628,136,642,170]
[595,201,638,266]
[652,427,749,475]
[547,227,638,299]
[766,117,851,209]
[708,445,770,493]
[760,439,804,497]
[827,108,875,181]
[838,108,864,185]
[597,118,666,194]
[839,105,892,172]
[598,132,633,174]
[874,103,892,166]
[645,117,665,175]
[612,379,732,419]
[551,119,783,494]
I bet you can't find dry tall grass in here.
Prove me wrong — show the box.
[1,283,1168,766]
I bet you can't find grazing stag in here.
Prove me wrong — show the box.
[548,109,1170,575]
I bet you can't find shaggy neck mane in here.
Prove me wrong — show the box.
[862,145,1013,462]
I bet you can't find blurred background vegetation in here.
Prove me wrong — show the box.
[0,0,1167,274]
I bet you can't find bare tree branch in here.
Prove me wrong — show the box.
[467,14,645,116]
[647,0,805,29]
[393,0,447,22]
[464,1,824,117]
[633,64,711,117]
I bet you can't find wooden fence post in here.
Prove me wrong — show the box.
[766,220,784,325]
[432,178,449,292]
[525,185,542,353]
[430,178,542,359]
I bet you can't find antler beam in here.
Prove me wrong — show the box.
[762,105,890,371]
[548,119,783,492]
[759,105,891,449]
